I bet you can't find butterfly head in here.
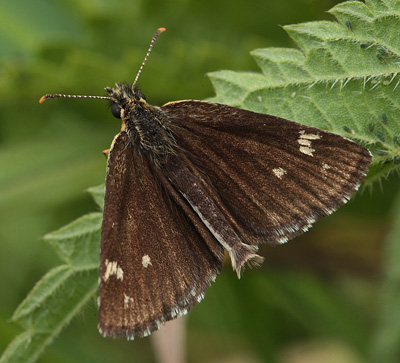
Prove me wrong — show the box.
[103,80,174,161]
[105,83,147,120]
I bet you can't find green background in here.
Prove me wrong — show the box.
[0,0,399,362]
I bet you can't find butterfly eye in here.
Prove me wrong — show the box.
[111,103,121,119]
[137,91,146,101]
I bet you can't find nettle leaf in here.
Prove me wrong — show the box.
[208,0,400,186]
[4,267,98,363]
[87,184,105,211]
[2,201,102,362]
[43,212,102,268]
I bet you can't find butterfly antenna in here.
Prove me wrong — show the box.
[39,93,111,103]
[132,27,166,88]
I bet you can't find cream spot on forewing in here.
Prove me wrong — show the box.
[298,130,320,157]
[299,130,321,140]
[299,146,315,157]
[142,255,152,268]
[103,260,124,282]
[124,293,134,309]
[273,167,287,179]
[297,139,312,147]
[322,163,331,171]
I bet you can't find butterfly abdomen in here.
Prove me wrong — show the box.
[164,154,264,277]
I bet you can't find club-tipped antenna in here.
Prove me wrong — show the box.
[39,27,166,104]
[39,93,111,103]
[132,27,166,88]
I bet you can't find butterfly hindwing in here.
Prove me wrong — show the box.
[98,131,224,338]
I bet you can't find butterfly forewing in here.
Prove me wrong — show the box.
[99,132,224,338]
[163,101,371,247]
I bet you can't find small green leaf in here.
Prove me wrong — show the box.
[12,266,74,323]
[44,212,102,268]
[2,268,98,363]
[87,184,105,211]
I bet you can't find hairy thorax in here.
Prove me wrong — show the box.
[108,83,178,163]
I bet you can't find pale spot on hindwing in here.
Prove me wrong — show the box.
[273,167,287,179]
[322,163,331,171]
[124,293,134,309]
[298,130,321,157]
[103,259,124,282]
[142,254,152,268]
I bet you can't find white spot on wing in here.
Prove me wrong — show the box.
[124,293,134,309]
[142,255,152,268]
[299,146,315,156]
[298,130,320,157]
[117,266,123,280]
[273,167,287,179]
[297,139,312,147]
[299,130,321,140]
[103,260,124,282]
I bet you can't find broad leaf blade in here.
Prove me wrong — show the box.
[2,195,102,362]
[2,268,98,363]
[44,212,102,267]
[87,185,105,211]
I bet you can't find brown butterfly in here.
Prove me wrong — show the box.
[40,28,371,339]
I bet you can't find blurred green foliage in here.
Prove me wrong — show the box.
[1,0,400,362]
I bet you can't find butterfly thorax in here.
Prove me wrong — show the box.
[106,83,177,163]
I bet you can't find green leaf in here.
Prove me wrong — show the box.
[87,184,105,211]
[1,204,101,363]
[1,267,97,363]
[44,212,102,267]
[208,0,400,186]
